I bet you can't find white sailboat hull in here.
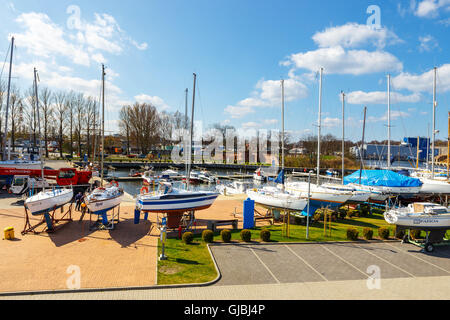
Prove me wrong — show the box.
[25,189,74,216]
[285,182,353,205]
[247,189,307,211]
[86,194,124,214]
[419,178,450,194]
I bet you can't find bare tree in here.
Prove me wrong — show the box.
[85,97,97,159]
[40,87,53,158]
[54,92,67,158]
[74,93,85,157]
[119,106,131,156]
[126,103,160,154]
[9,87,23,152]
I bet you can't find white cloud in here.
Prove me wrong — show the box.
[224,105,255,119]
[134,94,171,111]
[414,0,450,18]
[285,46,403,76]
[367,110,410,123]
[225,78,308,119]
[346,91,422,105]
[392,64,450,93]
[13,11,147,67]
[312,23,401,49]
[322,117,341,128]
[419,35,439,52]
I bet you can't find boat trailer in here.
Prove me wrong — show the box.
[402,229,450,253]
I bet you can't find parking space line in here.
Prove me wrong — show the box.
[383,242,450,275]
[352,244,416,278]
[320,245,369,278]
[284,245,328,282]
[249,248,280,284]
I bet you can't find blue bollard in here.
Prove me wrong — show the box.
[144,212,149,221]
[134,209,141,224]
[243,198,255,229]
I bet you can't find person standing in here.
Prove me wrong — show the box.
[75,192,83,211]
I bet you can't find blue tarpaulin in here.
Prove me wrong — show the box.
[344,170,422,187]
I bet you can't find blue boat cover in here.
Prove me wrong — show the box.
[344,170,422,187]
[268,170,285,184]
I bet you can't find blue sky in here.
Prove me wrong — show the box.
[0,0,449,142]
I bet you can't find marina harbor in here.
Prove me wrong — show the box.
[1,0,450,305]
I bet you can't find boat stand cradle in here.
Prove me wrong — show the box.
[88,206,121,231]
[22,204,73,235]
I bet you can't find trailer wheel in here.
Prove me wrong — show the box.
[425,243,434,253]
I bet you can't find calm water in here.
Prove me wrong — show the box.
[108,168,256,196]
[110,161,436,197]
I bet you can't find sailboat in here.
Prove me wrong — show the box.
[0,37,42,174]
[85,64,124,215]
[24,68,73,216]
[136,73,219,214]
[284,69,353,214]
[411,68,450,195]
[247,80,308,212]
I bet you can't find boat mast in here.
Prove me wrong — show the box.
[447,112,450,181]
[317,67,323,184]
[432,67,437,179]
[427,123,430,170]
[101,64,106,186]
[281,79,285,190]
[281,79,285,171]
[341,91,345,184]
[3,36,14,161]
[185,88,188,184]
[387,74,391,169]
[359,106,367,185]
[187,74,196,191]
[34,68,45,190]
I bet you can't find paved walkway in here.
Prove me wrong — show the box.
[3,276,450,300]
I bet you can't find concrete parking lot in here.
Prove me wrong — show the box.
[210,242,450,286]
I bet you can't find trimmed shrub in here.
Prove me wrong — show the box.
[294,216,304,225]
[393,226,405,240]
[347,228,359,241]
[338,209,347,220]
[378,227,390,240]
[202,230,214,243]
[260,229,271,242]
[221,229,232,243]
[410,229,422,240]
[240,229,252,242]
[363,228,374,240]
[182,232,194,244]
[360,205,371,217]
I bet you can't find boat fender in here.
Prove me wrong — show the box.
[141,186,149,194]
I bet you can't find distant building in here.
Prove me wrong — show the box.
[350,137,437,161]
[289,148,308,155]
